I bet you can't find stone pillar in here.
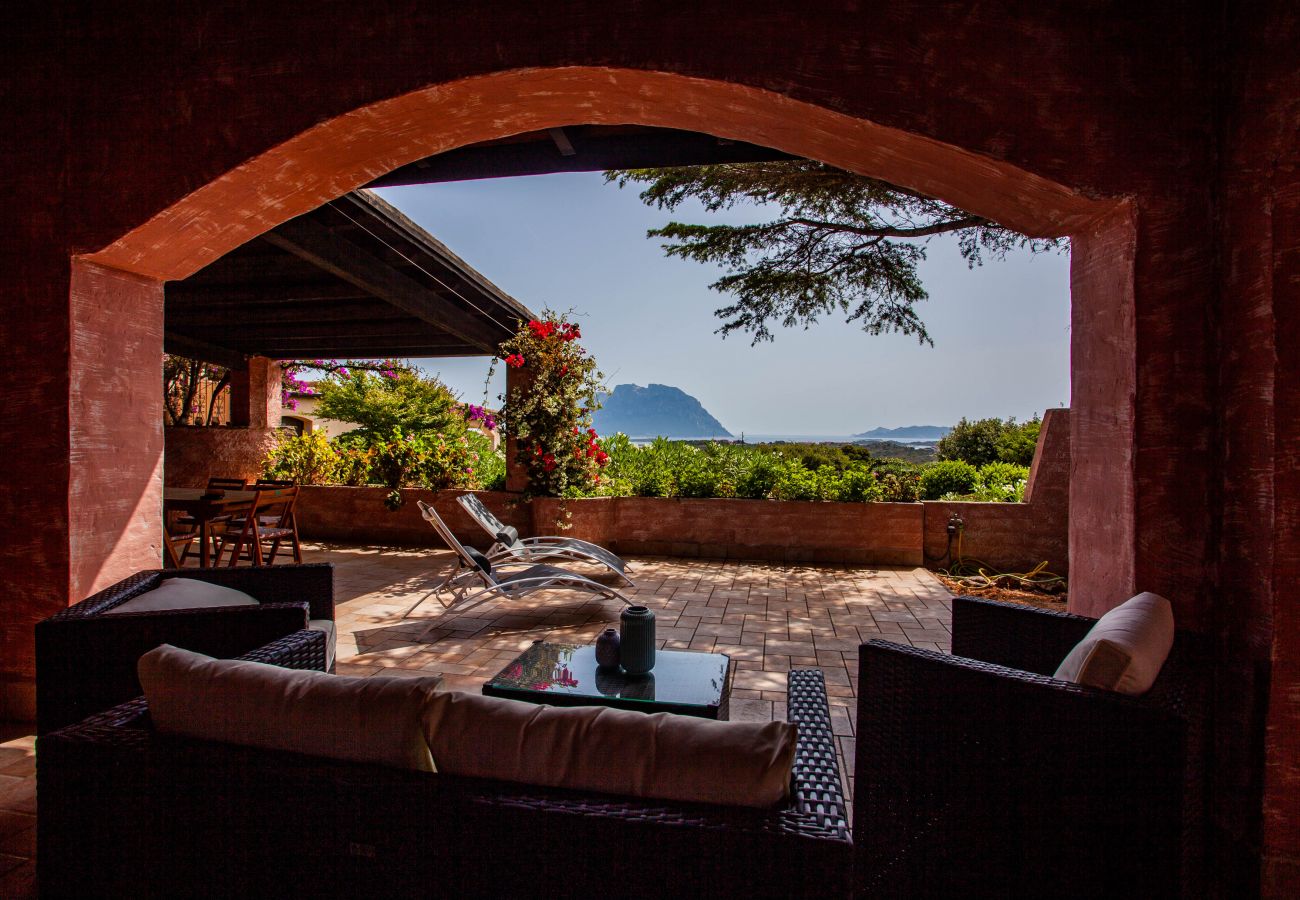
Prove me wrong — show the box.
[228,356,281,429]
[504,365,529,493]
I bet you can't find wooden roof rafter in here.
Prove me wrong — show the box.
[164,190,532,366]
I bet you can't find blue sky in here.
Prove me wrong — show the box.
[374,172,1069,435]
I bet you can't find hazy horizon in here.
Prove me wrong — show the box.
[374,172,1070,434]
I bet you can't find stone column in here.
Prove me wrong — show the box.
[228,356,282,429]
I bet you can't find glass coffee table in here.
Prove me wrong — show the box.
[482,640,732,719]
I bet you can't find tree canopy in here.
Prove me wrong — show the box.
[936,416,1042,468]
[314,368,461,444]
[606,161,1062,345]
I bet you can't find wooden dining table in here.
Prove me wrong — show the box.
[163,487,257,568]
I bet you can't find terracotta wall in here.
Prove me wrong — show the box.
[537,496,925,566]
[294,487,529,551]
[1220,5,1300,890]
[164,427,285,488]
[923,407,1070,577]
[2,2,1296,891]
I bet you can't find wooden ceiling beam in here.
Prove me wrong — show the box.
[163,331,247,369]
[249,341,484,358]
[262,217,505,352]
[169,302,412,327]
[166,282,375,305]
[171,320,441,343]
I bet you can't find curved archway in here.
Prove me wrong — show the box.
[72,65,1134,616]
[85,67,1113,279]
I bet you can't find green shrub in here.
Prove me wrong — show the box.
[995,418,1041,466]
[973,461,1030,502]
[919,460,979,499]
[264,431,337,485]
[834,465,885,503]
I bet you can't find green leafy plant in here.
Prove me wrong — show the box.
[315,368,461,442]
[263,431,338,485]
[919,460,980,500]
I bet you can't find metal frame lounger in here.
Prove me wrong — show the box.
[406,500,632,619]
[455,492,633,584]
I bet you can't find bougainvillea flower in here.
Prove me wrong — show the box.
[505,353,525,368]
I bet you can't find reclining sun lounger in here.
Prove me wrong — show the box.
[408,500,633,617]
[456,492,633,584]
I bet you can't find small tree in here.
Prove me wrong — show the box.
[607,161,1062,345]
[497,313,608,497]
[314,369,461,444]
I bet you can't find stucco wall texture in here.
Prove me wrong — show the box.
[1,1,1296,892]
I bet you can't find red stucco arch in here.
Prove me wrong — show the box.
[84,67,1114,280]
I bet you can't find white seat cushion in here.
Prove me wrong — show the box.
[422,690,798,808]
[307,618,336,668]
[1054,591,1175,694]
[139,644,442,771]
[104,577,258,615]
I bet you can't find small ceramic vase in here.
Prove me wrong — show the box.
[594,628,622,668]
[619,605,656,676]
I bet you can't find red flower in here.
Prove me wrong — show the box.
[586,447,596,458]
[587,428,597,437]
[572,426,580,434]
[505,353,525,368]
[595,451,609,466]
[559,365,569,376]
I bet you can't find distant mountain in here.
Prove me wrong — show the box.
[853,424,950,441]
[593,384,732,439]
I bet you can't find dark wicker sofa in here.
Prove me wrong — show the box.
[37,666,850,899]
[854,595,1207,899]
[35,563,335,734]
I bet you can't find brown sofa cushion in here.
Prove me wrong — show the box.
[422,690,797,808]
[139,644,441,771]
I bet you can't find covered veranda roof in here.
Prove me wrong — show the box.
[164,190,534,367]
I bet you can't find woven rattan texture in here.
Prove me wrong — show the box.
[854,597,1206,898]
[39,663,852,897]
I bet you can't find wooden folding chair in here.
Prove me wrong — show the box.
[216,487,302,566]
[162,523,196,568]
[177,476,249,564]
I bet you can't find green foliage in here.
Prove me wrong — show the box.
[262,429,505,497]
[919,460,980,500]
[936,417,1005,468]
[995,418,1041,466]
[971,461,1030,502]
[936,416,1042,468]
[606,160,1062,345]
[315,369,460,442]
[263,431,338,485]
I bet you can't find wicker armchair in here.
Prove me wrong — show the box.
[35,563,334,734]
[37,668,850,899]
[854,595,1207,898]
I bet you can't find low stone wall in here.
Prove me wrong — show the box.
[183,408,1071,573]
[920,407,1071,575]
[534,496,924,565]
[295,487,529,551]
[165,426,284,488]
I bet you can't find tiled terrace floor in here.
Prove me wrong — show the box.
[309,543,955,817]
[0,545,955,897]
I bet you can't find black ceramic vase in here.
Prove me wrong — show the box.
[594,628,621,668]
[619,605,656,675]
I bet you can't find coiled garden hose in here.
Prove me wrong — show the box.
[939,527,1068,592]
